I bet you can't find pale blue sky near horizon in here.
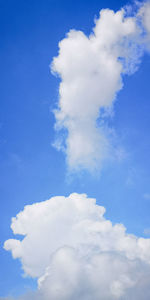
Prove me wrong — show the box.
[0,0,150,297]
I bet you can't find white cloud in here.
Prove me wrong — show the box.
[138,1,150,50]
[139,1,150,32]
[4,2,150,300]
[51,4,149,172]
[4,193,150,299]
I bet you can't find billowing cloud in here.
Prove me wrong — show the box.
[51,2,150,172]
[4,193,150,299]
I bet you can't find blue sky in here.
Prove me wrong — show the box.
[1,0,150,298]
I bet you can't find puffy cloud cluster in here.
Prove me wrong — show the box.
[51,2,150,171]
[4,193,150,299]
[4,2,150,300]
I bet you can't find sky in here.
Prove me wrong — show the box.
[1,0,150,298]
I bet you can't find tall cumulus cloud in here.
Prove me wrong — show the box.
[4,193,150,299]
[51,1,150,172]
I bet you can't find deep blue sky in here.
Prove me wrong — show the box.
[0,0,150,297]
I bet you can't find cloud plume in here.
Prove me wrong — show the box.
[51,2,150,172]
[4,193,150,299]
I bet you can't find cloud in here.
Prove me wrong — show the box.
[139,1,150,32]
[4,193,150,299]
[3,2,150,300]
[138,1,150,50]
[51,2,150,172]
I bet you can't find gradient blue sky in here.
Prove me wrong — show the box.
[1,0,150,297]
